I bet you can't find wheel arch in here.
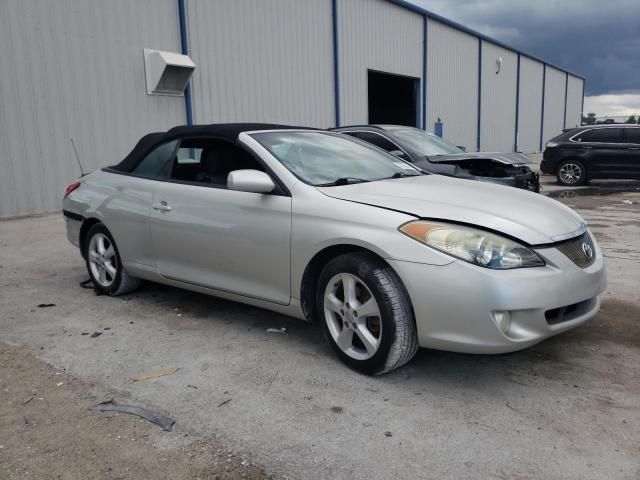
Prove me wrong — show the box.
[557,156,588,174]
[79,217,103,259]
[299,244,411,322]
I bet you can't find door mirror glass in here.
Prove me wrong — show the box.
[227,169,275,193]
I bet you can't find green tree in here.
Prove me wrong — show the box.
[582,112,597,125]
[624,115,637,124]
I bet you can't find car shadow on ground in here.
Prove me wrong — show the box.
[102,276,638,393]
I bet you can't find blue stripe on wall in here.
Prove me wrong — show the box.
[563,72,568,129]
[477,39,482,151]
[422,15,428,130]
[539,64,547,151]
[332,0,341,127]
[514,53,520,152]
[177,0,193,125]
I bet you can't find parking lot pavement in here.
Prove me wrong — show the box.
[1,186,639,480]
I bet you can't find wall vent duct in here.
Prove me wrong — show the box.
[144,48,195,96]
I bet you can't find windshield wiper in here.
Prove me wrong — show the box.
[317,177,370,186]
[385,172,420,179]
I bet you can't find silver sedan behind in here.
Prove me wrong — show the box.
[62,124,606,374]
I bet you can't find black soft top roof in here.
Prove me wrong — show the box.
[112,123,311,172]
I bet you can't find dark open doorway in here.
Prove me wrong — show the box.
[368,70,419,127]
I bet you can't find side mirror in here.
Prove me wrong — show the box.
[389,150,406,158]
[456,145,467,152]
[227,169,275,194]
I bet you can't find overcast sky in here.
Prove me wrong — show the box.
[411,0,640,117]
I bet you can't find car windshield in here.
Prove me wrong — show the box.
[391,128,463,156]
[251,131,420,186]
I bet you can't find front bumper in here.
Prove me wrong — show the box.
[387,242,606,353]
[474,171,540,192]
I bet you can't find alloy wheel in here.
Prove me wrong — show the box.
[558,162,583,185]
[323,273,382,360]
[88,233,117,288]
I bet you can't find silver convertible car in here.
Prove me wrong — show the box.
[62,124,606,375]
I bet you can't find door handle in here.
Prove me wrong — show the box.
[152,201,172,212]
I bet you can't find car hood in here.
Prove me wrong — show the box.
[317,175,584,245]
[428,152,532,165]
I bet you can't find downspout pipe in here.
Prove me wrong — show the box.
[178,0,194,125]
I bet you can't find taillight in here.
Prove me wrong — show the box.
[63,181,81,199]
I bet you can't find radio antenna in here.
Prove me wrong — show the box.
[70,138,86,177]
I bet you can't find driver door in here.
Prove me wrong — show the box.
[149,138,292,305]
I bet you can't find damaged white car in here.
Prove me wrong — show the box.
[333,125,541,192]
[63,124,605,375]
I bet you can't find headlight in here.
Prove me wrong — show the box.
[399,221,545,269]
[545,141,559,148]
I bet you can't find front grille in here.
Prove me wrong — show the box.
[556,232,596,268]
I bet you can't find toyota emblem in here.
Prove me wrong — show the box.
[582,242,593,259]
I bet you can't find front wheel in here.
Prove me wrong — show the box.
[316,252,418,375]
[84,223,141,296]
[557,159,587,186]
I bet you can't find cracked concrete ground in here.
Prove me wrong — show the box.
[0,177,639,479]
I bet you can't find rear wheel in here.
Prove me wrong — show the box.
[84,223,140,296]
[316,252,418,375]
[557,159,587,186]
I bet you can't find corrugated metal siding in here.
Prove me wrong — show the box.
[0,0,184,218]
[480,42,517,151]
[542,66,566,146]
[337,0,423,126]
[427,20,478,151]
[517,56,544,153]
[187,0,333,128]
[565,75,583,129]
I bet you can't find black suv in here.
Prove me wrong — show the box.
[541,125,640,186]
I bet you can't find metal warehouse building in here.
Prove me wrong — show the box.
[0,0,585,219]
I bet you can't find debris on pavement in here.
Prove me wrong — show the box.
[129,367,180,382]
[22,396,34,406]
[266,328,287,335]
[88,400,175,431]
[384,431,393,437]
[216,398,232,408]
[89,332,102,338]
[37,303,56,308]
[621,199,634,205]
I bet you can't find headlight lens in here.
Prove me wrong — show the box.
[399,221,545,269]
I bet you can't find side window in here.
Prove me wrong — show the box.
[575,128,623,143]
[132,140,179,178]
[625,128,640,144]
[168,138,265,187]
[349,131,398,152]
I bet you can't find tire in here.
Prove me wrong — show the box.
[556,159,587,186]
[315,252,418,375]
[83,223,141,296]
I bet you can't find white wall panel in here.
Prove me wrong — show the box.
[427,20,479,151]
[565,75,584,129]
[187,0,334,128]
[0,0,184,218]
[480,42,517,151]
[542,66,567,146]
[337,0,423,126]
[517,56,544,153]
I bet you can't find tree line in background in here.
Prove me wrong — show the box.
[581,113,639,125]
